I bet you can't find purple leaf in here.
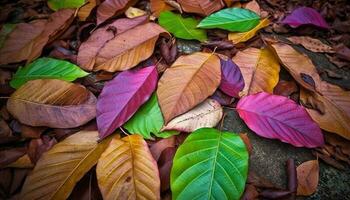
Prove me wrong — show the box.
[236,92,324,148]
[281,7,329,29]
[219,59,244,98]
[97,66,158,139]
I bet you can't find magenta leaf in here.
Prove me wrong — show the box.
[281,7,329,29]
[219,58,244,98]
[97,66,158,139]
[236,92,324,148]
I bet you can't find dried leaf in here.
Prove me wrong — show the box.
[228,18,270,44]
[273,80,298,97]
[78,0,97,21]
[157,52,221,123]
[96,0,138,24]
[177,0,224,16]
[232,48,280,96]
[288,36,334,53]
[7,79,97,128]
[0,147,26,168]
[125,7,147,19]
[150,0,174,17]
[20,131,111,200]
[162,99,223,132]
[243,0,261,15]
[96,135,160,200]
[297,160,319,196]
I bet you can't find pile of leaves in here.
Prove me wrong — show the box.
[0,0,350,199]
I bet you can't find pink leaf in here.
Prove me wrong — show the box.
[281,7,329,29]
[97,66,158,139]
[219,59,245,98]
[236,92,324,148]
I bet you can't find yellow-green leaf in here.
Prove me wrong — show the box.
[228,18,269,44]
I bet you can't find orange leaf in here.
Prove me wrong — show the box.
[157,52,221,123]
[150,0,175,17]
[297,160,319,196]
[78,0,97,21]
[287,36,334,53]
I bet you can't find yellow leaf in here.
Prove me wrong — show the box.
[232,47,280,96]
[20,131,112,200]
[228,18,270,44]
[125,7,147,19]
[96,135,160,200]
[78,0,97,21]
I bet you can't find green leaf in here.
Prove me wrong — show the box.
[0,24,16,49]
[48,0,85,11]
[159,11,207,42]
[198,8,260,32]
[10,57,89,89]
[171,128,249,200]
[124,93,179,139]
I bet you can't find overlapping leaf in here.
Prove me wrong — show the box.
[48,0,85,11]
[281,7,329,29]
[78,0,97,21]
[20,131,111,200]
[159,11,207,42]
[177,0,224,16]
[171,128,249,200]
[287,36,334,53]
[232,48,280,96]
[236,92,324,148]
[198,8,260,32]
[228,18,270,44]
[150,0,175,17]
[124,93,178,139]
[96,135,160,200]
[96,0,138,24]
[162,99,223,132]
[219,58,244,97]
[10,57,88,89]
[97,66,158,139]
[7,79,96,128]
[157,52,221,123]
[297,160,319,196]
[0,24,16,49]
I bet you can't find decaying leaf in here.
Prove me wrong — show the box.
[157,52,221,123]
[94,23,167,72]
[125,7,147,18]
[287,36,334,53]
[232,47,280,96]
[20,131,111,200]
[96,135,160,200]
[162,99,223,132]
[7,79,97,128]
[177,0,224,16]
[297,160,319,196]
[228,18,270,44]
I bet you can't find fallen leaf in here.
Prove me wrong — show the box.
[48,0,85,11]
[219,58,244,98]
[170,128,249,200]
[177,0,224,16]
[150,0,175,17]
[20,131,111,200]
[312,151,345,170]
[158,147,176,192]
[96,0,138,24]
[260,189,292,199]
[232,48,280,96]
[157,52,221,123]
[286,158,297,198]
[69,168,102,200]
[125,7,147,18]
[97,66,158,139]
[94,23,167,72]
[159,11,207,42]
[273,80,298,97]
[228,18,270,44]
[77,15,148,71]
[334,44,350,62]
[162,99,223,132]
[10,57,89,89]
[149,136,176,161]
[7,79,97,128]
[240,184,259,200]
[243,0,261,16]
[0,24,16,49]
[281,7,330,29]
[20,124,46,139]
[198,8,260,32]
[210,89,235,106]
[297,160,319,196]
[96,135,160,200]
[0,147,26,168]
[28,136,57,163]
[237,92,324,148]
[240,133,253,154]
[6,154,34,168]
[78,0,97,21]
[287,36,334,53]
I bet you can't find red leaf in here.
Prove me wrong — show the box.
[97,66,158,139]
[281,7,329,29]
[219,58,244,98]
[236,92,324,148]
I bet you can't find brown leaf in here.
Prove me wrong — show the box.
[7,79,97,128]
[312,151,345,170]
[177,0,224,16]
[96,0,138,25]
[69,168,103,200]
[273,80,298,97]
[286,158,297,198]
[28,135,57,163]
[94,22,167,72]
[150,0,175,17]
[240,184,259,200]
[157,52,221,123]
[287,36,334,53]
[260,189,292,199]
[240,133,253,155]
[334,44,350,62]
[243,0,261,16]
[296,160,319,196]
[202,40,235,50]
[0,118,12,138]
[0,147,26,168]
[78,0,97,21]
[149,136,176,161]
[158,147,176,192]
[77,16,149,70]
[6,154,33,168]
[325,133,350,156]
[20,124,46,139]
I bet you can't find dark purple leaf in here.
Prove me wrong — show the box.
[281,7,330,29]
[97,66,158,139]
[236,92,324,148]
[219,58,244,98]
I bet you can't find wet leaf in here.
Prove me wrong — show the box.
[198,8,260,32]
[96,135,160,200]
[297,160,319,196]
[157,52,221,123]
[237,92,324,148]
[7,79,97,128]
[10,57,88,89]
[281,7,329,29]
[97,66,158,139]
[159,11,207,42]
